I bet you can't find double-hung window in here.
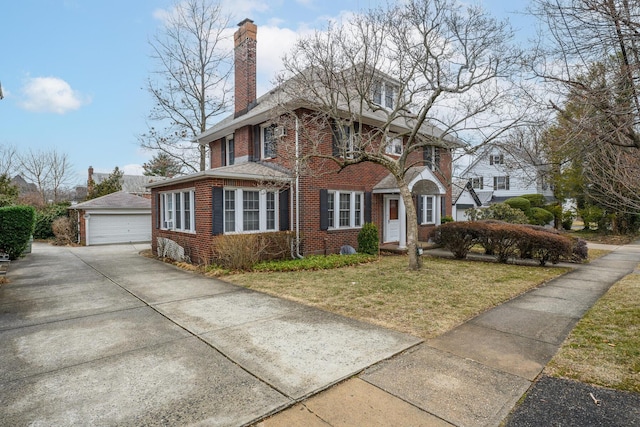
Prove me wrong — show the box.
[385,135,403,156]
[225,136,235,165]
[420,195,437,224]
[160,190,195,232]
[424,145,440,171]
[261,125,279,159]
[494,176,510,190]
[332,123,354,158]
[372,80,398,109]
[470,177,483,190]
[326,190,364,229]
[223,188,278,233]
[489,153,504,165]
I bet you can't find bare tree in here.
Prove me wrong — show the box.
[140,0,233,173]
[0,144,17,177]
[276,0,526,269]
[530,0,640,149]
[17,148,75,204]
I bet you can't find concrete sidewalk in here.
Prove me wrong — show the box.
[0,243,419,426]
[260,241,640,426]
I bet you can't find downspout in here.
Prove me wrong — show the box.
[294,116,303,259]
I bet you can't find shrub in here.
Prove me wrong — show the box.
[482,222,522,263]
[357,222,379,255]
[526,228,573,266]
[433,222,482,259]
[529,207,554,226]
[33,203,70,239]
[212,232,294,270]
[504,197,532,215]
[520,194,546,208]
[0,205,36,259]
[441,215,454,224]
[561,210,575,230]
[578,205,604,230]
[571,238,588,262]
[52,216,76,245]
[468,203,529,224]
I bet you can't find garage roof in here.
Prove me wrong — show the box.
[70,191,151,210]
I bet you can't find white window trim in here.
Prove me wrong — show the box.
[260,124,280,160]
[385,135,403,156]
[224,188,279,234]
[421,195,439,225]
[495,176,509,190]
[372,80,398,110]
[327,190,364,230]
[160,190,196,233]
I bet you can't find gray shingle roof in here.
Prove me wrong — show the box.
[70,191,151,210]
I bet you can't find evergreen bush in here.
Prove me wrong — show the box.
[0,205,36,259]
[504,197,531,215]
[357,222,379,255]
[529,207,554,226]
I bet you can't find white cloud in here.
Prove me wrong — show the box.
[19,77,90,114]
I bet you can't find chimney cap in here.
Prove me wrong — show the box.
[237,18,254,27]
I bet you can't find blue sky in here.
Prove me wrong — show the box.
[0,0,532,186]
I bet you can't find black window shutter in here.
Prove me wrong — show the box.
[480,177,484,190]
[221,139,226,166]
[493,176,497,189]
[417,195,424,225]
[279,189,290,231]
[500,154,504,164]
[252,125,261,161]
[364,192,372,223]
[212,187,223,235]
[319,189,329,231]
[441,196,446,219]
[155,193,161,229]
[435,147,441,168]
[506,176,510,190]
[490,155,494,165]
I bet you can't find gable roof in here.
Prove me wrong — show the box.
[90,173,166,194]
[460,141,546,177]
[70,191,151,210]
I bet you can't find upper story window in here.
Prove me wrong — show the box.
[332,122,356,159]
[372,80,398,109]
[160,190,195,232]
[261,124,282,159]
[489,153,504,165]
[385,135,403,156]
[224,135,235,166]
[470,177,483,190]
[424,145,441,171]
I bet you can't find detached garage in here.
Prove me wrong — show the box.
[70,192,151,246]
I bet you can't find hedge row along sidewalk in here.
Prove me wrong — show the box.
[433,220,587,265]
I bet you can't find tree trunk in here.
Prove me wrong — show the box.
[397,176,421,270]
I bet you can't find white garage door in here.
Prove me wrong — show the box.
[88,214,151,245]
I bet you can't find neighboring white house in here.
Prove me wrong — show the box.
[453,142,554,220]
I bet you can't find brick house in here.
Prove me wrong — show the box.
[148,19,456,264]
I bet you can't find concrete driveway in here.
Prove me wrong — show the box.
[0,243,419,426]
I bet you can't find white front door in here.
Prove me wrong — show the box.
[384,195,400,242]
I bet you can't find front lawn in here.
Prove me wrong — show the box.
[226,254,569,339]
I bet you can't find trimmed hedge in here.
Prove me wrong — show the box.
[434,220,581,265]
[529,207,554,226]
[0,205,36,260]
[504,197,531,215]
[520,194,546,208]
[33,203,70,240]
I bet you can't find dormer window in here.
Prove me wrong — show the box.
[489,153,504,165]
[372,80,398,109]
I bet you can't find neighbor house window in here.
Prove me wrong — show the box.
[261,124,280,159]
[494,176,510,190]
[385,135,403,155]
[421,195,437,224]
[223,188,278,233]
[160,190,195,232]
[470,177,483,190]
[489,153,504,165]
[325,190,364,229]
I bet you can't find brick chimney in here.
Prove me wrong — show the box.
[234,18,257,117]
